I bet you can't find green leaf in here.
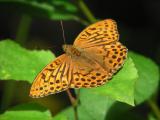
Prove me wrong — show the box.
[79,90,116,120]
[53,106,92,120]
[129,52,159,104]
[0,0,78,20]
[0,103,52,120]
[54,57,137,120]
[0,40,55,83]
[54,53,138,120]
[105,102,133,120]
[51,0,77,12]
[53,107,73,120]
[71,57,138,120]
[80,57,138,106]
[54,99,132,120]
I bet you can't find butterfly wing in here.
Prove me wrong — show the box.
[30,53,109,97]
[73,19,127,76]
[68,55,109,88]
[82,42,127,75]
[74,19,119,48]
[30,54,72,98]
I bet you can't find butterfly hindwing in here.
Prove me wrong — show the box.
[81,42,127,75]
[69,56,109,88]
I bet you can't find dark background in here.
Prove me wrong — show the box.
[0,0,160,62]
[0,0,159,114]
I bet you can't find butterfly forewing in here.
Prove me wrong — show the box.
[30,54,71,98]
[74,19,119,48]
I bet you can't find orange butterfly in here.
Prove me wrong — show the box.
[30,19,127,98]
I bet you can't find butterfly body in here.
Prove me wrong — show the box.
[63,44,82,57]
[30,19,128,98]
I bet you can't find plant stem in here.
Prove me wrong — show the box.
[77,0,97,23]
[66,89,79,120]
[148,99,160,120]
[16,14,32,45]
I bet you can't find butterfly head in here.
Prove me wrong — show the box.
[63,44,81,56]
[63,44,75,55]
[63,44,71,52]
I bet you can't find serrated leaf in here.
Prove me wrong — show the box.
[80,57,138,106]
[129,52,159,104]
[69,57,138,120]
[0,103,52,120]
[0,40,55,83]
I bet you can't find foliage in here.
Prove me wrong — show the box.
[0,103,52,120]
[0,0,78,20]
[0,39,159,120]
[0,0,159,120]
[0,40,55,83]
[129,52,159,104]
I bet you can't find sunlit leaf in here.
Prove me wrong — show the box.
[129,52,159,104]
[0,103,52,120]
[80,57,138,106]
[0,40,55,83]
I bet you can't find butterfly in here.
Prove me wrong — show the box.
[30,19,127,98]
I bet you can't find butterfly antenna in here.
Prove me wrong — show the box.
[60,20,66,45]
